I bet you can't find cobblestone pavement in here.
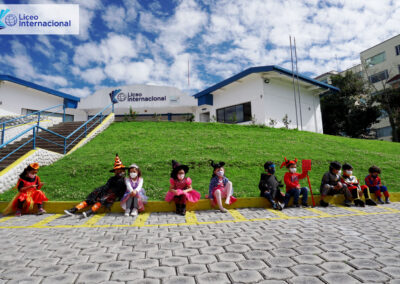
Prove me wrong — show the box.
[1,204,400,283]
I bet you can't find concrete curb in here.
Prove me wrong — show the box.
[1,193,399,214]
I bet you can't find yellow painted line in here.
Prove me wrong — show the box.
[305,207,334,217]
[377,205,400,213]
[67,113,114,155]
[29,214,63,227]
[266,209,294,219]
[132,212,150,227]
[82,213,105,226]
[0,149,37,177]
[335,205,368,215]
[0,216,14,223]
[228,209,248,222]
[185,211,198,225]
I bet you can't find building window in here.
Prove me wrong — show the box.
[365,52,386,66]
[376,126,392,138]
[396,45,400,56]
[216,102,252,123]
[368,70,389,84]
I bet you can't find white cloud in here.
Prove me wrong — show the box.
[80,67,106,85]
[37,74,68,87]
[102,5,127,31]
[59,86,92,98]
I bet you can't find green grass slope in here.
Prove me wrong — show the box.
[1,122,399,201]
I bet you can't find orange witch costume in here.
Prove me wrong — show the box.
[3,163,48,216]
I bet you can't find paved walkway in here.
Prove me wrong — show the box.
[1,204,400,283]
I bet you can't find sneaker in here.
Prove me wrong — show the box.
[130,209,138,216]
[354,199,364,207]
[64,208,77,216]
[37,208,46,215]
[377,198,384,205]
[124,212,130,217]
[276,203,283,211]
[344,200,352,207]
[385,198,391,204]
[320,200,329,207]
[82,210,93,218]
[294,204,300,208]
[365,199,377,206]
[15,210,21,217]
[301,203,309,208]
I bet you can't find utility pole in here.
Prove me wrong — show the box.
[289,36,299,129]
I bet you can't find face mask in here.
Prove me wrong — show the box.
[289,168,297,173]
[28,173,36,179]
[130,172,138,179]
[118,172,125,177]
[346,170,352,176]
[216,170,224,177]
[178,174,185,180]
[267,167,275,175]
[338,170,342,176]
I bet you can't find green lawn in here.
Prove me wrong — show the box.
[1,121,399,201]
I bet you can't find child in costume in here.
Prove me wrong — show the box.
[320,161,352,207]
[165,160,201,216]
[365,165,390,204]
[208,160,237,213]
[281,158,309,208]
[3,163,48,216]
[64,154,127,218]
[341,163,376,207]
[259,161,285,210]
[120,164,148,216]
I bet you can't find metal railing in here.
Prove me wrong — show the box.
[0,104,64,145]
[0,102,113,163]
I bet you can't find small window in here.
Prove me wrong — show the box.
[216,102,252,124]
[376,126,392,138]
[369,70,389,84]
[365,52,386,66]
[396,45,400,56]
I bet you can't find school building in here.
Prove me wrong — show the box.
[0,65,339,134]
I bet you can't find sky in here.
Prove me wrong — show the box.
[0,0,399,98]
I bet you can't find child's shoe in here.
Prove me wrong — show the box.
[294,203,300,208]
[365,199,377,206]
[219,207,228,213]
[344,200,352,207]
[320,200,329,207]
[354,199,365,207]
[37,208,46,215]
[180,204,186,216]
[15,210,22,217]
[301,203,309,208]
[83,210,93,218]
[385,198,390,204]
[64,207,77,216]
[377,197,384,204]
[130,208,138,216]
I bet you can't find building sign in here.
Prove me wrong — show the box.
[116,92,167,103]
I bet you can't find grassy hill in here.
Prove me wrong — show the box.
[1,121,399,201]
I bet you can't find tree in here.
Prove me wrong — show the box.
[320,71,380,138]
[373,88,400,142]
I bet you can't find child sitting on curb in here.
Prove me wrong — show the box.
[165,160,201,216]
[365,165,390,204]
[121,164,147,216]
[64,154,127,218]
[320,161,352,207]
[281,158,309,208]
[3,163,47,216]
[341,163,376,207]
[208,160,237,213]
[259,161,285,210]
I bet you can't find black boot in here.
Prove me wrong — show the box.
[64,207,78,216]
[365,199,377,206]
[320,200,329,207]
[180,204,186,216]
[175,204,181,215]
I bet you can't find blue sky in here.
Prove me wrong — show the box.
[0,0,399,98]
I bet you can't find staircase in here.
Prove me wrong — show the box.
[0,120,101,171]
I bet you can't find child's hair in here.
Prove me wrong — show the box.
[329,161,341,171]
[19,164,35,179]
[369,165,381,174]
[342,163,353,171]
[210,160,225,178]
[264,161,274,169]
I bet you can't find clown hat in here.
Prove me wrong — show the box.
[210,160,225,170]
[280,157,297,169]
[110,153,126,172]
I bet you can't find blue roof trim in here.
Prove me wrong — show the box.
[0,74,80,102]
[193,65,339,98]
